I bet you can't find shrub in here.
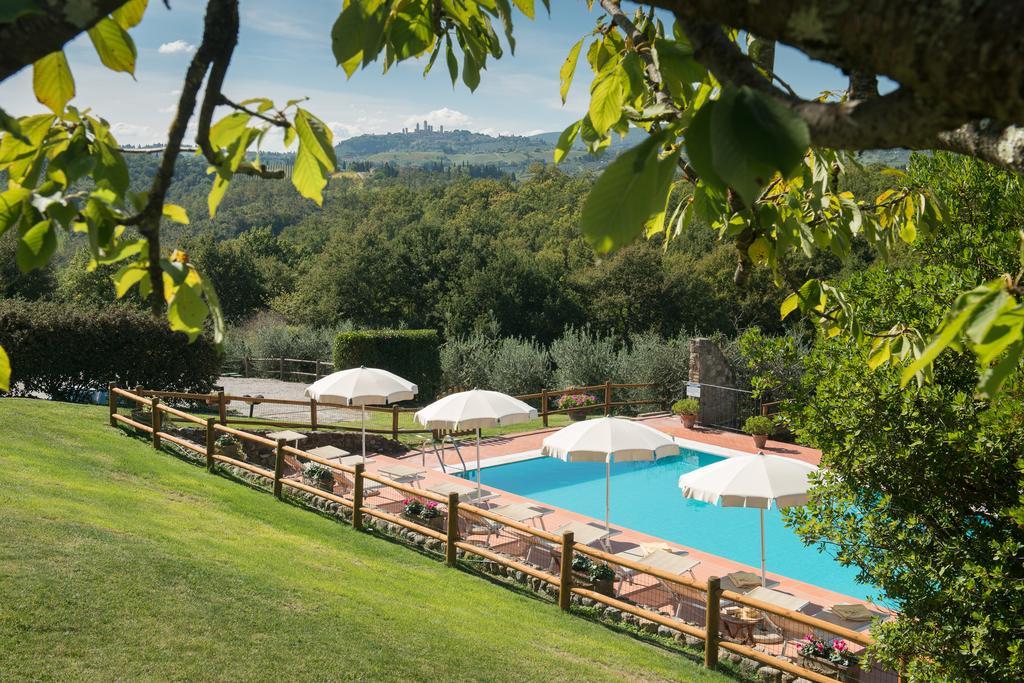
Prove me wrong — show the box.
[614,330,690,413]
[302,462,333,484]
[439,333,550,396]
[672,398,699,415]
[743,415,775,435]
[334,329,440,401]
[0,300,220,401]
[550,326,616,389]
[215,434,241,448]
[227,311,349,363]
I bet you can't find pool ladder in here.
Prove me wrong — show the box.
[421,435,470,477]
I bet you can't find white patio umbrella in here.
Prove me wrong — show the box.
[413,389,537,495]
[678,451,818,586]
[305,366,418,463]
[542,417,678,533]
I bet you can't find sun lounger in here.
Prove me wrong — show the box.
[612,548,701,618]
[744,586,811,613]
[426,481,499,505]
[811,603,884,635]
[525,521,621,572]
[376,463,426,486]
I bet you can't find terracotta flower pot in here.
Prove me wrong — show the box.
[568,409,587,421]
[680,413,697,429]
[752,434,769,449]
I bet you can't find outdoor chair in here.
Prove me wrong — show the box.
[332,470,383,499]
[456,511,503,546]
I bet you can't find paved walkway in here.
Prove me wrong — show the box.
[218,376,361,424]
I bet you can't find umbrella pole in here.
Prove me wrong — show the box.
[605,459,611,535]
[361,405,366,464]
[760,507,766,587]
[476,427,481,496]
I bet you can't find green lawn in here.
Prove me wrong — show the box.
[0,399,737,681]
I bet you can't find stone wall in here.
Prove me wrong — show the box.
[688,338,742,430]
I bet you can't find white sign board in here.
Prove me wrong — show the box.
[686,382,701,398]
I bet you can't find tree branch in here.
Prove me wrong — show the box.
[0,0,131,81]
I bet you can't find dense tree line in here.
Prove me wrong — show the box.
[3,158,886,348]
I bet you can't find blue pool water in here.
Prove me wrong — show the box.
[467,450,873,601]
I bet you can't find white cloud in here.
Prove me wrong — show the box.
[327,121,367,141]
[404,107,472,129]
[158,40,196,55]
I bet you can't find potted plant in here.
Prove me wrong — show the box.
[743,415,775,449]
[672,398,700,428]
[557,392,599,421]
[570,555,616,596]
[215,433,242,459]
[302,462,334,493]
[401,498,445,530]
[798,635,859,682]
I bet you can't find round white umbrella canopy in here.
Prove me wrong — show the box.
[678,451,818,585]
[305,367,418,462]
[542,417,678,532]
[414,389,537,494]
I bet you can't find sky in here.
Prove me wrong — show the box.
[0,0,855,149]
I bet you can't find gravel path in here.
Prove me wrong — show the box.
[218,376,361,424]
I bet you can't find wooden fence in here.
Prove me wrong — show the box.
[133,381,672,441]
[229,356,335,382]
[107,383,893,683]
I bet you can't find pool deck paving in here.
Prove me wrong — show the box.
[351,416,889,617]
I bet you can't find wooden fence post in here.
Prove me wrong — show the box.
[704,576,721,669]
[243,356,250,377]
[217,390,226,425]
[314,359,321,380]
[604,380,612,416]
[108,382,116,426]
[391,405,400,441]
[273,438,285,499]
[541,389,549,428]
[150,397,161,449]
[310,399,318,431]
[446,492,459,567]
[352,463,365,530]
[559,531,574,611]
[205,418,215,472]
[279,356,285,380]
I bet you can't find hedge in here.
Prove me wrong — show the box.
[333,329,440,402]
[0,299,221,401]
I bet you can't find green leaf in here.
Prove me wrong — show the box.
[0,343,9,393]
[208,173,229,218]
[553,120,581,164]
[588,66,625,136]
[16,219,56,272]
[32,50,74,113]
[112,0,148,29]
[684,101,726,192]
[707,85,810,206]
[112,262,148,298]
[87,18,137,75]
[511,0,534,19]
[976,339,1024,398]
[209,113,251,150]
[866,341,891,370]
[0,187,31,236]
[291,108,337,206]
[445,35,458,86]
[580,134,680,254]
[748,237,770,265]
[462,51,481,91]
[162,204,189,225]
[167,282,208,342]
[559,38,584,105]
[0,107,28,143]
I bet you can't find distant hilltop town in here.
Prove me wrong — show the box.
[400,120,453,134]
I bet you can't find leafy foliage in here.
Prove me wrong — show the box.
[333,329,440,400]
[0,299,219,400]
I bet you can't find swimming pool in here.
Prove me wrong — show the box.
[465,450,873,601]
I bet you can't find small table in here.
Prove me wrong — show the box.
[266,430,307,447]
[721,607,763,646]
[489,502,551,527]
[376,463,426,485]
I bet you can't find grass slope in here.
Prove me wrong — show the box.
[0,399,734,682]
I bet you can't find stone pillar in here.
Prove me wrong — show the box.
[688,338,737,429]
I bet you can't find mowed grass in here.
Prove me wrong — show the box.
[0,399,735,682]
